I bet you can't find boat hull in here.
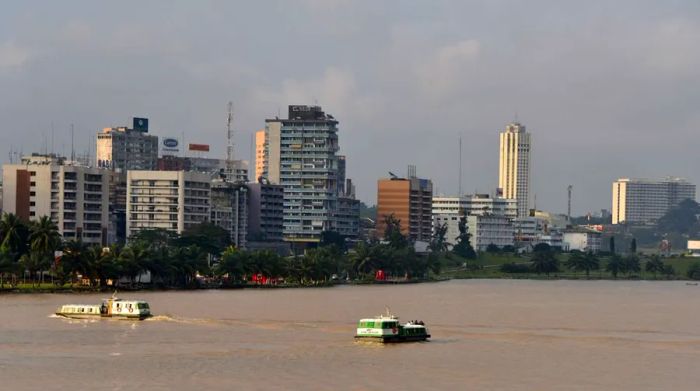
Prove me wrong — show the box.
[55,312,151,320]
[355,334,430,343]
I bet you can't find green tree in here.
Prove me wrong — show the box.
[382,214,408,248]
[623,254,641,278]
[429,223,450,253]
[27,216,61,284]
[629,238,637,254]
[644,255,665,279]
[216,246,252,284]
[606,254,624,279]
[687,262,700,280]
[531,251,559,276]
[178,222,231,256]
[119,244,150,285]
[0,213,30,258]
[565,252,599,278]
[60,240,90,286]
[452,215,476,260]
[609,237,615,254]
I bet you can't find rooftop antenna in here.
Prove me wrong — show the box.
[407,164,416,179]
[458,136,462,196]
[567,185,573,221]
[51,122,55,155]
[70,124,75,162]
[226,101,235,181]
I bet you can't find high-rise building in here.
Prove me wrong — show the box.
[210,180,248,249]
[247,180,284,242]
[126,170,211,238]
[2,154,110,245]
[498,122,531,218]
[262,105,358,243]
[254,129,265,182]
[377,176,433,242]
[97,118,158,171]
[612,177,696,225]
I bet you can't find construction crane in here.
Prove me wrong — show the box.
[226,101,234,181]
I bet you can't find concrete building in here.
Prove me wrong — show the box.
[247,181,284,242]
[466,214,514,251]
[211,180,248,249]
[498,122,531,218]
[126,170,211,238]
[157,156,249,182]
[432,194,516,247]
[255,129,265,182]
[97,118,158,171]
[2,154,110,245]
[612,177,696,225]
[263,105,357,244]
[377,176,433,242]
[562,228,602,253]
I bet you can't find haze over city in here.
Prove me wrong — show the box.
[2,1,699,214]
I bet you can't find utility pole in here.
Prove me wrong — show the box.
[458,136,462,197]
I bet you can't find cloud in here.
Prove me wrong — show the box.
[0,41,31,71]
[643,18,700,75]
[414,39,481,102]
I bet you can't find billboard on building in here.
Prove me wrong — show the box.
[189,143,210,152]
[133,117,149,132]
[161,137,180,156]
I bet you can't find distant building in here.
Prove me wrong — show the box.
[498,122,531,218]
[211,181,248,249]
[2,154,110,245]
[255,129,265,181]
[562,228,602,253]
[156,156,248,182]
[247,180,284,242]
[432,194,516,247]
[377,176,433,242]
[612,177,695,225]
[466,214,514,251]
[126,170,211,238]
[96,118,158,171]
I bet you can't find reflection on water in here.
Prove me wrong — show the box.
[2,280,700,390]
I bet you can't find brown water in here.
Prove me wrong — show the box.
[1,280,699,390]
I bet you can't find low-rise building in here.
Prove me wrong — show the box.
[432,194,516,247]
[466,214,514,251]
[562,228,602,253]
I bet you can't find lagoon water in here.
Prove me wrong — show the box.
[1,280,700,390]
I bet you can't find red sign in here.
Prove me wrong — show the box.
[188,143,210,152]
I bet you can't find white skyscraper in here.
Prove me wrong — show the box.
[498,122,531,218]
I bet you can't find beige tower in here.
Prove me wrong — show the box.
[254,129,265,181]
[498,122,531,218]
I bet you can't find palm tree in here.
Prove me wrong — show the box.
[531,251,559,277]
[119,244,150,285]
[645,255,665,279]
[429,223,450,253]
[623,255,641,278]
[349,242,374,277]
[565,252,599,278]
[60,239,90,286]
[606,255,624,279]
[565,252,586,276]
[0,213,29,257]
[28,216,61,284]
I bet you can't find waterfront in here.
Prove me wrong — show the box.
[1,280,699,390]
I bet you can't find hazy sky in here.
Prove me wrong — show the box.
[1,1,699,215]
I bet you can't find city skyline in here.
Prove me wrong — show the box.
[2,1,700,215]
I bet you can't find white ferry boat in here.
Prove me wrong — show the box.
[355,309,430,343]
[55,294,151,320]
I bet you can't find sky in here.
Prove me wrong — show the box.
[1,0,699,215]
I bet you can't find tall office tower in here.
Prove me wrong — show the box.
[612,177,696,225]
[211,180,248,249]
[377,175,433,243]
[498,122,531,218]
[97,117,158,171]
[2,154,110,245]
[263,105,358,244]
[254,129,266,182]
[126,170,211,238]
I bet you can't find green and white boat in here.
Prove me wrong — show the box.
[55,294,151,320]
[355,309,430,343]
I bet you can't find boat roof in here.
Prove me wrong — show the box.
[359,317,399,322]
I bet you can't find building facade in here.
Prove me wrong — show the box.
[562,228,602,253]
[247,181,284,242]
[210,180,248,249]
[263,105,358,243]
[126,170,211,238]
[255,129,265,182]
[2,154,110,245]
[612,177,696,225]
[432,194,517,247]
[466,214,514,251]
[498,122,531,218]
[377,176,433,242]
[97,118,158,171]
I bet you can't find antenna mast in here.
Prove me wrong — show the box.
[458,136,462,197]
[226,101,234,181]
[567,185,573,221]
